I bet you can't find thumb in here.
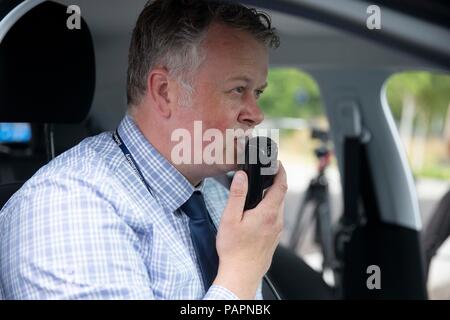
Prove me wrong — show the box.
[223,171,248,223]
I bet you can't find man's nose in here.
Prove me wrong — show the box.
[238,97,264,127]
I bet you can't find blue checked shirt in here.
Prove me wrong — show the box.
[0,114,263,300]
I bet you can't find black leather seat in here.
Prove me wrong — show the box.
[267,245,335,299]
[0,0,95,208]
[0,182,25,209]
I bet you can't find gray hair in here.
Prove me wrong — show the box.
[127,0,280,108]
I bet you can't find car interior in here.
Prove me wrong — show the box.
[1,0,449,299]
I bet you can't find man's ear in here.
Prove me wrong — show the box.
[146,68,172,118]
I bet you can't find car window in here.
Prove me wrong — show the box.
[257,67,341,287]
[384,70,450,299]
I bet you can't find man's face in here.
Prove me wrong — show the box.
[172,23,268,176]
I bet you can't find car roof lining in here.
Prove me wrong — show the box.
[366,0,450,29]
[244,0,450,69]
[48,0,450,131]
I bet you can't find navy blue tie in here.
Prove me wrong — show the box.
[180,191,219,291]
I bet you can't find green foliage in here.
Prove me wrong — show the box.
[260,69,450,123]
[258,68,323,118]
[385,71,450,180]
[414,164,450,181]
[385,71,450,124]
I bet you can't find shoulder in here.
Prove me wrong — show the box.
[0,130,159,234]
[1,132,121,214]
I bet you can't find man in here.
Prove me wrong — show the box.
[0,0,287,299]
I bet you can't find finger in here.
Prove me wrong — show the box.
[222,170,248,223]
[260,161,288,210]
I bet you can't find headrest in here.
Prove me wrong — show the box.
[0,0,95,123]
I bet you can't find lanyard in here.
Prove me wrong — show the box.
[112,129,217,231]
[112,129,156,198]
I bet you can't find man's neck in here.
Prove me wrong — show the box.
[131,112,203,187]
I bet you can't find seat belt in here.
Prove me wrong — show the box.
[334,136,363,297]
[342,137,362,228]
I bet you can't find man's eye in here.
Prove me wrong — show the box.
[233,87,245,94]
[255,90,264,99]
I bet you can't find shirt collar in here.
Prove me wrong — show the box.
[194,180,205,192]
[117,114,196,212]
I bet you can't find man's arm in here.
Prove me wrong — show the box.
[0,175,155,300]
[0,172,248,300]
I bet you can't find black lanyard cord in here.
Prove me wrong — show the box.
[112,129,156,198]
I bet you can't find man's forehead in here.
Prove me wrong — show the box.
[202,32,269,68]
[226,75,268,87]
[205,56,269,86]
[204,22,267,52]
[198,22,269,83]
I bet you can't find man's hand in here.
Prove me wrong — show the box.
[213,162,287,299]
